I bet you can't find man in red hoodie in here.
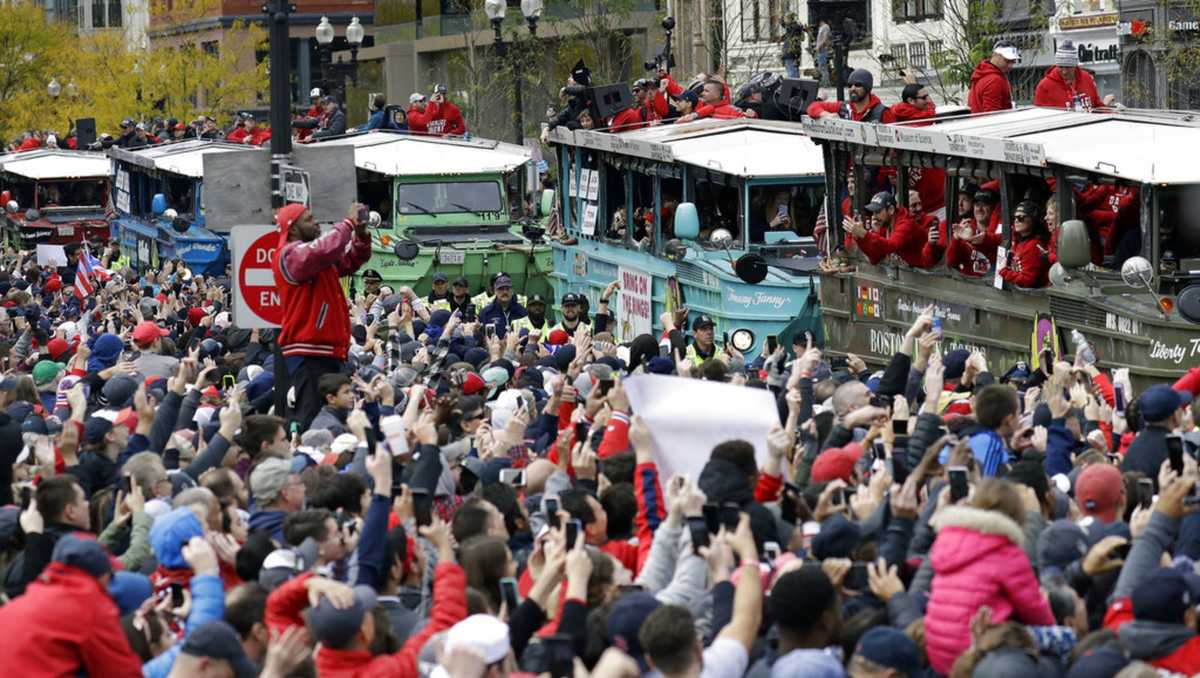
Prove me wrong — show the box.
[843,191,926,266]
[883,83,947,215]
[807,68,888,122]
[968,42,1020,113]
[0,534,143,677]
[410,85,466,136]
[271,202,372,431]
[1034,40,1113,110]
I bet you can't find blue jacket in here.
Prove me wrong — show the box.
[1044,418,1078,477]
[142,573,225,678]
[249,510,288,543]
[478,300,528,339]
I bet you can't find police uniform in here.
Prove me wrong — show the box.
[511,293,550,334]
[547,292,592,337]
[685,314,720,366]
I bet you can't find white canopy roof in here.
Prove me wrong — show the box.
[804,107,1200,185]
[112,139,248,178]
[0,150,110,180]
[315,131,531,176]
[552,118,826,179]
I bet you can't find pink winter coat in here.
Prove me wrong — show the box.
[924,506,1055,674]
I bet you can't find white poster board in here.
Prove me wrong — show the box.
[623,374,776,482]
[581,203,598,236]
[616,266,653,341]
[36,244,67,267]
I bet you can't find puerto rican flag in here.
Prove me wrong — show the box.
[73,246,112,299]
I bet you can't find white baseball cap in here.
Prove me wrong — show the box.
[993,42,1021,62]
[409,92,427,104]
[310,87,322,98]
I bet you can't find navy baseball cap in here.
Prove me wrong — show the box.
[692,314,716,331]
[1139,384,1193,422]
[21,416,49,435]
[494,275,513,289]
[608,592,661,669]
[527,294,547,307]
[864,191,897,213]
[307,585,378,647]
[432,272,448,283]
[1132,568,1199,623]
[854,627,920,673]
[453,276,469,287]
[180,621,257,678]
[561,292,583,306]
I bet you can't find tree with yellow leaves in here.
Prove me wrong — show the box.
[0,0,267,142]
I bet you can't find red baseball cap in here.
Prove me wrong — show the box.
[46,337,69,360]
[547,329,570,346]
[1076,463,1124,523]
[811,443,865,484]
[462,372,486,396]
[187,307,207,327]
[132,321,170,346]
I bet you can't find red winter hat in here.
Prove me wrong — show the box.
[462,372,486,396]
[1076,463,1124,523]
[187,307,207,327]
[547,329,570,346]
[46,337,69,360]
[811,443,865,484]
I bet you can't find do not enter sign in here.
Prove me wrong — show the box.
[232,225,282,329]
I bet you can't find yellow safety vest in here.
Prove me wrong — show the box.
[685,342,719,366]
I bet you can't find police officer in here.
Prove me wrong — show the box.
[549,292,591,337]
[478,274,527,339]
[685,314,720,366]
[427,272,450,309]
[447,275,475,317]
[471,272,502,310]
[361,269,383,297]
[511,294,550,335]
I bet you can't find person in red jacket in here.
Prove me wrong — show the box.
[968,42,1020,113]
[609,79,662,132]
[0,534,144,677]
[999,200,1051,288]
[807,68,888,122]
[843,190,928,267]
[945,189,1000,276]
[883,84,948,216]
[678,78,747,121]
[414,85,466,137]
[265,520,466,678]
[1034,41,1113,111]
[227,115,271,146]
[271,202,372,431]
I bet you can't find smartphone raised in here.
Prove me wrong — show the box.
[19,484,32,511]
[499,577,520,611]
[872,440,887,462]
[544,634,575,678]
[544,497,560,529]
[169,582,185,608]
[356,204,371,224]
[766,335,779,354]
[702,503,721,534]
[764,541,782,562]
[687,516,710,554]
[411,488,433,527]
[1138,478,1154,510]
[499,469,526,487]
[121,475,133,496]
[564,519,582,549]
[222,374,236,391]
[720,502,741,532]
[948,466,969,503]
[1114,382,1127,415]
[485,323,497,340]
[1168,434,1185,474]
[845,562,870,591]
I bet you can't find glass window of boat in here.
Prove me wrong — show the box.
[36,180,107,209]
[164,175,196,217]
[687,172,741,248]
[359,174,392,224]
[1153,184,1200,282]
[397,181,503,216]
[747,182,824,243]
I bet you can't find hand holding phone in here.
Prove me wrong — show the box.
[948,466,969,503]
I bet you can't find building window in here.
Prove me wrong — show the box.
[92,0,105,26]
[893,0,943,22]
[108,0,122,27]
[890,43,909,70]
[908,41,927,69]
[740,0,782,44]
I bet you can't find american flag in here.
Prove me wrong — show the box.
[73,246,112,299]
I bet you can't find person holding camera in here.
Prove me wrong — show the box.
[408,84,466,137]
[271,202,372,431]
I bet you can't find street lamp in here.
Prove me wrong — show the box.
[314,16,364,109]
[484,0,542,146]
[47,78,61,99]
